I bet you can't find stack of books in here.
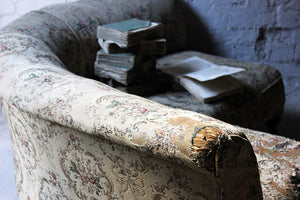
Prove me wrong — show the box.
[94,18,166,86]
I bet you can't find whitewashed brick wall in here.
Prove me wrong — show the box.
[183,0,300,118]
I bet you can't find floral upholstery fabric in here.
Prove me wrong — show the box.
[244,128,300,199]
[3,102,262,199]
[0,0,298,199]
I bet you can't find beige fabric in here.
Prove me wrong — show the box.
[3,100,263,199]
[245,129,300,199]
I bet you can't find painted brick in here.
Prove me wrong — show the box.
[268,43,294,62]
[295,45,300,63]
[184,0,299,101]
[261,29,295,62]
[277,5,300,29]
[225,43,256,61]
[280,63,300,95]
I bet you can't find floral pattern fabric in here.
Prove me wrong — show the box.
[0,0,298,199]
[244,128,300,199]
[5,103,223,199]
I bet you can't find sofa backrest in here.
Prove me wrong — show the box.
[0,0,187,77]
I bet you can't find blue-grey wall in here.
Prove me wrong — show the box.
[183,0,299,93]
[182,0,299,138]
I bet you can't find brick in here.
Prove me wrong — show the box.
[267,42,294,62]
[295,45,300,63]
[276,5,300,29]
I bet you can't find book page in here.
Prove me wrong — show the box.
[160,56,245,81]
[159,56,245,103]
[184,64,245,82]
[180,76,243,103]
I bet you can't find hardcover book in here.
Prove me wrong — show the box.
[96,50,146,68]
[94,59,155,85]
[138,38,166,55]
[98,38,166,55]
[115,71,172,96]
[97,18,164,48]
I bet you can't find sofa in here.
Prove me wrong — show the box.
[0,0,299,199]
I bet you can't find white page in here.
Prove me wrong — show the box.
[160,56,210,78]
[160,56,245,81]
[184,64,245,82]
[180,76,243,103]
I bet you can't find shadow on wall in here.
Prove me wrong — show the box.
[259,110,300,141]
[278,111,300,141]
[176,0,220,55]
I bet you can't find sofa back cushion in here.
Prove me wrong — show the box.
[27,0,187,77]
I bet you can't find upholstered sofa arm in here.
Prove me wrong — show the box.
[1,71,263,199]
[0,45,262,199]
[0,48,252,167]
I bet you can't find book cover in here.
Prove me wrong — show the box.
[94,59,155,85]
[138,38,166,55]
[101,18,151,32]
[95,50,146,68]
[98,38,166,55]
[98,39,132,54]
[97,19,164,48]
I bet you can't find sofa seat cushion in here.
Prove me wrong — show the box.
[244,128,300,199]
[147,51,285,129]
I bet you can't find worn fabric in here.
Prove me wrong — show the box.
[244,128,300,199]
[4,101,263,199]
[150,51,285,129]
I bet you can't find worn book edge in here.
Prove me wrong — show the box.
[158,56,245,103]
[180,76,244,103]
[96,50,146,68]
[101,18,151,32]
[94,59,154,85]
[99,38,166,55]
[97,22,163,47]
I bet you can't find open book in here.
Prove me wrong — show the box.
[159,56,245,103]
